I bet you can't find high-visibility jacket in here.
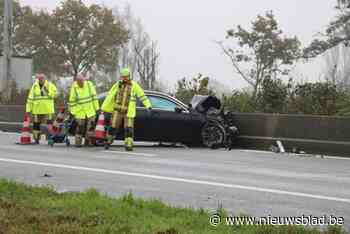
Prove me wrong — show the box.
[101,81,151,118]
[26,80,57,115]
[68,81,99,119]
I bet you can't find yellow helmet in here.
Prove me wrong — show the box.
[120,68,131,77]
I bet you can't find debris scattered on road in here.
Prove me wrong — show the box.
[42,173,53,178]
[276,141,285,153]
[270,145,279,153]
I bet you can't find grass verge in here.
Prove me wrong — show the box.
[0,179,346,234]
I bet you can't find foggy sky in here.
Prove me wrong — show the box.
[19,0,337,91]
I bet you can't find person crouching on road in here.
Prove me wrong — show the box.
[26,73,58,144]
[68,74,99,147]
[101,68,152,151]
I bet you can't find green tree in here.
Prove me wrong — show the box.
[15,0,129,77]
[218,11,301,102]
[304,0,350,58]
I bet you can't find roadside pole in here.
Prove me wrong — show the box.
[1,0,13,99]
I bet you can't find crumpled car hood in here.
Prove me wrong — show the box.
[190,95,221,113]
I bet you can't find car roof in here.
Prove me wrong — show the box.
[97,90,189,109]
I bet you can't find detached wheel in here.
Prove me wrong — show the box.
[201,123,225,149]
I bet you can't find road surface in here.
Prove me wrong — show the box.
[0,132,349,230]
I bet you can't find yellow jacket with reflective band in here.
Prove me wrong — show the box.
[26,80,57,115]
[101,81,151,118]
[68,81,99,119]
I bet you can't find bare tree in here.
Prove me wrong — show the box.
[113,5,160,90]
[134,40,159,90]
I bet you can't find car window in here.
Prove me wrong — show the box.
[148,96,178,111]
[101,94,181,111]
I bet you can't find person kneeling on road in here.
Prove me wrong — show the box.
[101,68,152,151]
[26,73,58,144]
[68,74,99,147]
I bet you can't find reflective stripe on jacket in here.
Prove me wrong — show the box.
[26,80,57,115]
[101,81,151,118]
[68,81,99,119]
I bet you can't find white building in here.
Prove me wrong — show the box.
[0,55,33,90]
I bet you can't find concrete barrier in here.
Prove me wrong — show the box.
[0,105,25,122]
[232,113,350,156]
[1,105,349,156]
[0,105,56,134]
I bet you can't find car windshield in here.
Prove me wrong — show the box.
[148,96,178,111]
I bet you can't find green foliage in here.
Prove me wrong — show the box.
[220,78,350,116]
[257,77,290,113]
[0,179,345,234]
[15,0,129,76]
[221,90,255,113]
[175,74,215,104]
[221,78,290,114]
[336,94,350,116]
[288,82,341,115]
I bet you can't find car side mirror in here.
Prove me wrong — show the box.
[175,107,183,113]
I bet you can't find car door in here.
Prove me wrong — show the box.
[146,95,193,143]
[134,101,149,141]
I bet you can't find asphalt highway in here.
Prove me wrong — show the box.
[0,132,349,231]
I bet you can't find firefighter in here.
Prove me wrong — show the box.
[26,73,58,144]
[101,68,152,151]
[68,73,99,147]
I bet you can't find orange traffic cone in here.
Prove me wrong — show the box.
[18,114,32,145]
[95,112,106,139]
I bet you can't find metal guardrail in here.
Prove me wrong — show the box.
[232,112,350,156]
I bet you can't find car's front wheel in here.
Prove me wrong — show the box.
[201,123,225,149]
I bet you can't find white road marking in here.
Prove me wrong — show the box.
[284,153,350,161]
[0,157,349,204]
[104,150,157,157]
[323,155,350,161]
